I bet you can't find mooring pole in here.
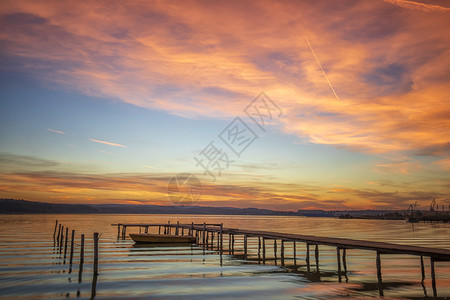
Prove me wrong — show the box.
[53,220,58,240]
[57,224,62,244]
[59,225,64,253]
[281,240,285,266]
[93,232,99,276]
[64,227,69,259]
[274,239,277,265]
[69,230,75,266]
[78,234,84,283]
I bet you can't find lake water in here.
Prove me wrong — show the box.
[0,214,449,299]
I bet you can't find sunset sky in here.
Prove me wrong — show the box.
[1,0,449,210]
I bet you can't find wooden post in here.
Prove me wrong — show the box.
[181,227,184,236]
[274,239,277,265]
[57,224,62,244]
[281,240,285,266]
[342,248,347,274]
[430,257,437,298]
[220,224,223,251]
[206,230,209,249]
[315,244,319,271]
[420,256,425,282]
[93,232,99,276]
[59,225,64,253]
[306,243,310,273]
[293,241,297,266]
[211,231,214,249]
[258,236,261,263]
[376,251,383,297]
[337,247,341,282]
[244,234,248,259]
[168,221,171,234]
[122,226,127,240]
[176,221,179,235]
[145,226,148,234]
[202,223,206,246]
[231,234,235,254]
[262,237,266,264]
[117,225,121,239]
[228,233,232,254]
[78,234,84,283]
[64,227,69,259]
[53,220,58,240]
[69,230,75,266]
[159,226,161,235]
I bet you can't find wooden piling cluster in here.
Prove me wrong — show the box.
[113,221,450,297]
[53,220,100,297]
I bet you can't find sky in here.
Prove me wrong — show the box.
[0,0,449,210]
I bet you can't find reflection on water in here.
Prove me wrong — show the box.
[0,214,449,299]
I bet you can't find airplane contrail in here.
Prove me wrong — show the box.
[305,35,341,101]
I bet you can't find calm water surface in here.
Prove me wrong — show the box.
[0,214,449,299]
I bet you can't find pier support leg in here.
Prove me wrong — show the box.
[244,234,248,259]
[315,244,319,271]
[220,224,223,251]
[262,238,266,264]
[376,251,383,297]
[231,234,235,254]
[274,239,277,265]
[258,237,261,263]
[203,223,206,247]
[306,243,310,274]
[420,256,425,281]
[228,233,232,254]
[117,225,120,239]
[430,257,437,298]
[145,226,148,234]
[342,248,348,282]
[281,240,285,266]
[337,247,341,282]
[122,226,127,240]
[293,241,297,266]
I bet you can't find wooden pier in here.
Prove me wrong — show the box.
[112,222,450,297]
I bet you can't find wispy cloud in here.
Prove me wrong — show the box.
[89,139,127,148]
[47,128,65,134]
[382,0,450,12]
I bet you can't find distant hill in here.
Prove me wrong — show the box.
[0,198,296,216]
[0,198,99,214]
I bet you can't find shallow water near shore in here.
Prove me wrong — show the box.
[0,214,449,299]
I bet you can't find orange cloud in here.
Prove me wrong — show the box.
[0,0,449,157]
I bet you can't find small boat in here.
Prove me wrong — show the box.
[129,233,196,244]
